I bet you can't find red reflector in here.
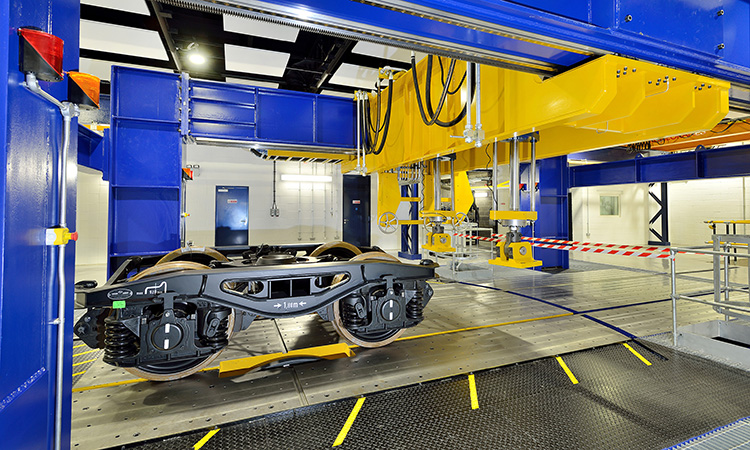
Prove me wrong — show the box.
[18,28,64,81]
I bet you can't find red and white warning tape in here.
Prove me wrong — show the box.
[528,242,671,258]
[453,233,680,258]
[453,233,501,242]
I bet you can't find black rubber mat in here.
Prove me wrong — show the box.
[111,342,750,450]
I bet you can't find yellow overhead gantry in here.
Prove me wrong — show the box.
[339,53,728,266]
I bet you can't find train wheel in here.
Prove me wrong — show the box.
[331,252,406,348]
[310,241,362,259]
[124,262,234,381]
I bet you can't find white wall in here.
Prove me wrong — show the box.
[571,183,650,246]
[570,177,750,252]
[75,167,109,266]
[668,177,750,245]
[183,143,343,246]
[369,172,403,251]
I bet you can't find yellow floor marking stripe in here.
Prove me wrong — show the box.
[332,397,366,447]
[193,428,220,449]
[392,312,574,344]
[73,358,97,367]
[73,377,148,393]
[622,343,652,366]
[72,371,87,377]
[73,366,219,393]
[73,343,86,349]
[73,349,99,357]
[468,374,479,410]
[556,356,579,384]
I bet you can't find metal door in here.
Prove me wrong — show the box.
[215,186,249,246]
[342,175,370,247]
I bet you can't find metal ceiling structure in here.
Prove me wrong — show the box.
[80,0,413,94]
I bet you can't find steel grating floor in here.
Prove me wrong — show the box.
[116,341,750,450]
[71,259,739,449]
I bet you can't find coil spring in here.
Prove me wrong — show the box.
[342,300,366,328]
[406,291,425,321]
[103,317,138,363]
[202,307,230,349]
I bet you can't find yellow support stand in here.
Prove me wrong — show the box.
[489,241,542,269]
[423,231,455,253]
[219,343,354,378]
[488,210,542,268]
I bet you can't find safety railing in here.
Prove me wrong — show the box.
[670,234,750,346]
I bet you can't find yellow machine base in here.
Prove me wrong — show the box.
[490,210,538,221]
[488,241,542,269]
[423,232,455,253]
[219,342,354,378]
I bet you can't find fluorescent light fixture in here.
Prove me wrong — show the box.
[473,191,489,198]
[281,174,332,182]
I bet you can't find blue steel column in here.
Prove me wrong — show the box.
[398,184,421,260]
[0,0,79,448]
[521,155,569,269]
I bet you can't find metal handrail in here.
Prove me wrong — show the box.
[670,241,750,346]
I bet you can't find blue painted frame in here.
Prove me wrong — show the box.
[231,0,750,87]
[569,145,750,188]
[0,1,79,448]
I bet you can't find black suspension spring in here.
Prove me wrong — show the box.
[103,316,138,364]
[341,296,366,329]
[201,306,231,349]
[406,290,425,321]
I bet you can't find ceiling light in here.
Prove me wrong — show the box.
[189,52,206,64]
[281,174,332,183]
[473,191,489,198]
[185,42,205,65]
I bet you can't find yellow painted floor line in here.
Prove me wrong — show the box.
[193,428,220,449]
[73,358,97,367]
[73,377,148,393]
[556,356,579,384]
[73,343,86,349]
[622,343,652,366]
[468,374,479,410]
[73,349,99,357]
[332,397,366,447]
[72,371,86,377]
[392,312,574,343]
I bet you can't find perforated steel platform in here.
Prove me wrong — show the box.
[71,261,731,449]
[115,342,750,450]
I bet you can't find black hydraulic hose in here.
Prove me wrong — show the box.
[427,56,472,127]
[370,77,393,155]
[411,54,456,127]
[438,55,466,95]
[361,77,393,155]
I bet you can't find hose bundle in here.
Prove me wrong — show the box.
[361,76,393,156]
[412,54,474,128]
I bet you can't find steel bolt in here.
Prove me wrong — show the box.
[717,9,724,16]
[625,14,633,22]
[648,80,652,84]
[672,77,676,81]
[632,68,636,72]
[718,43,725,50]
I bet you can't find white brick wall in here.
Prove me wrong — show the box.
[570,177,750,256]
[75,167,109,266]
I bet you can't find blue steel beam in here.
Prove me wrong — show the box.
[569,145,750,188]
[185,0,750,87]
